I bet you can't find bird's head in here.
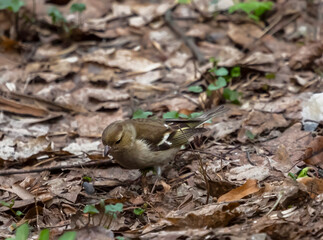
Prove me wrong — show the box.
[101,121,135,156]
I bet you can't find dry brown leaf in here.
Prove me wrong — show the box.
[209,180,237,198]
[298,177,323,198]
[289,42,323,70]
[227,23,263,49]
[303,136,323,168]
[238,111,289,143]
[199,42,244,67]
[0,96,48,118]
[11,184,34,200]
[83,49,162,73]
[75,227,114,240]
[218,179,260,203]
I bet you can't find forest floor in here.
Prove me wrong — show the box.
[0,0,322,239]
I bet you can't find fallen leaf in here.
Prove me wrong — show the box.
[289,42,323,70]
[218,179,260,202]
[303,136,323,168]
[298,177,323,198]
[0,96,49,118]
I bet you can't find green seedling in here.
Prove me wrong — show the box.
[70,3,86,26]
[229,1,274,21]
[132,109,153,119]
[5,223,29,240]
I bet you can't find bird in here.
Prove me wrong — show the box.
[102,105,228,176]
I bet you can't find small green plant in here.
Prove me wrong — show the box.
[162,111,203,119]
[265,73,275,79]
[0,0,24,12]
[38,229,50,240]
[0,0,25,39]
[83,202,123,228]
[177,0,191,3]
[0,199,24,219]
[229,1,274,21]
[132,109,153,119]
[223,88,241,104]
[188,85,203,93]
[134,207,145,216]
[105,203,123,218]
[208,64,242,104]
[189,61,242,104]
[163,111,188,119]
[48,6,71,33]
[70,3,86,26]
[5,222,29,240]
[297,167,309,179]
[288,172,297,181]
[58,231,76,240]
[207,77,227,92]
[82,176,92,182]
[48,7,66,24]
[116,237,126,240]
[83,204,100,214]
[245,130,255,140]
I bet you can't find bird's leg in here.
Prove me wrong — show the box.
[151,166,162,194]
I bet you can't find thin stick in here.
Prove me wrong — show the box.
[0,159,114,176]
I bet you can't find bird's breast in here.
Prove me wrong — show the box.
[111,139,179,169]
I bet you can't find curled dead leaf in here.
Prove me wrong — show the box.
[218,179,260,203]
[303,136,323,168]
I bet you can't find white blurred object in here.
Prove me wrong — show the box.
[302,93,323,131]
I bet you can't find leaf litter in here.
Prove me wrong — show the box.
[0,0,323,239]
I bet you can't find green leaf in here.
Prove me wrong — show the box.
[223,88,241,104]
[265,73,275,79]
[189,112,203,118]
[48,7,66,24]
[58,231,76,240]
[38,229,50,240]
[105,203,123,214]
[230,66,241,77]
[132,109,153,119]
[188,85,203,93]
[245,130,255,140]
[0,0,24,13]
[215,67,229,76]
[209,66,217,74]
[208,77,227,91]
[116,237,125,240]
[163,111,179,119]
[288,172,297,181]
[209,57,217,64]
[0,199,14,208]
[177,0,191,3]
[178,113,189,118]
[16,211,24,217]
[297,167,309,179]
[134,208,145,216]
[229,1,274,21]
[70,3,86,13]
[15,223,29,240]
[82,176,92,182]
[83,205,99,214]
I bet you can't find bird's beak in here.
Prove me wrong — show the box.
[103,145,110,157]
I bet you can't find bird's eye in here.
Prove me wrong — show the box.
[115,139,121,144]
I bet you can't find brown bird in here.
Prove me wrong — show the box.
[102,105,228,175]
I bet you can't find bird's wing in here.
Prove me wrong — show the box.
[131,119,206,151]
[165,105,228,128]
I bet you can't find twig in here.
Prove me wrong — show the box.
[0,159,114,176]
[265,191,283,216]
[165,9,206,64]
